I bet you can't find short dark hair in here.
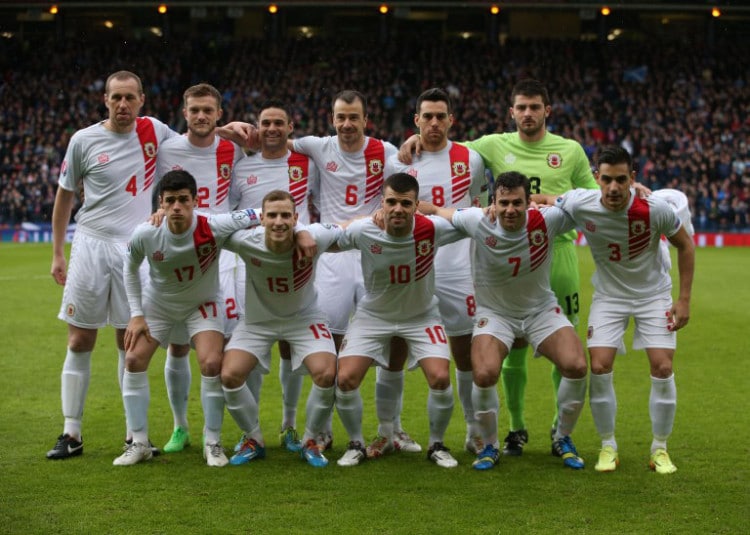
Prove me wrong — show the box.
[416,87,452,115]
[259,99,291,121]
[159,170,197,198]
[494,171,530,201]
[105,70,143,94]
[383,172,419,198]
[333,89,367,116]
[596,145,633,172]
[510,78,550,107]
[262,189,295,210]
[183,83,222,109]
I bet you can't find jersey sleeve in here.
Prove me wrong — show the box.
[292,136,321,156]
[650,198,683,238]
[539,205,576,236]
[336,219,365,251]
[124,226,148,316]
[460,134,501,168]
[431,215,466,246]
[58,131,86,192]
[209,209,261,241]
[569,143,597,189]
[450,206,485,236]
[468,149,487,203]
[309,223,344,251]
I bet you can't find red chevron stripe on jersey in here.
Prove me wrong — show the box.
[628,196,651,259]
[135,118,158,191]
[215,139,235,208]
[292,249,314,291]
[448,143,471,203]
[413,214,436,281]
[363,138,386,204]
[287,151,311,209]
[526,209,550,272]
[194,215,218,274]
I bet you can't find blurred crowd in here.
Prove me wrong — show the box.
[1,33,748,231]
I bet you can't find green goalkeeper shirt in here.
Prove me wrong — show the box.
[463,131,597,243]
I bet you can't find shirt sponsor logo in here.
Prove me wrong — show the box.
[484,236,497,247]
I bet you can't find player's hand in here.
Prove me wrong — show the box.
[633,182,652,198]
[666,299,690,331]
[371,208,386,229]
[295,230,317,258]
[417,201,437,216]
[124,316,152,351]
[148,208,166,226]
[218,122,260,151]
[397,135,422,164]
[51,255,67,285]
[484,204,497,223]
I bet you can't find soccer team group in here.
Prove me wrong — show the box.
[45,72,695,473]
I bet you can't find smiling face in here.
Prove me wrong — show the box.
[509,94,550,142]
[104,76,144,133]
[184,94,222,141]
[261,197,298,251]
[259,107,293,157]
[494,185,529,232]
[332,97,367,151]
[414,99,453,151]
[597,162,634,211]
[382,186,418,237]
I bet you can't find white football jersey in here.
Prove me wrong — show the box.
[452,206,575,316]
[224,223,342,323]
[124,209,260,316]
[292,136,398,222]
[389,141,486,277]
[232,150,319,224]
[59,117,177,241]
[556,188,682,299]
[337,215,464,321]
[156,135,246,214]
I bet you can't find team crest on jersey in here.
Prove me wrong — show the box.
[585,221,596,232]
[246,175,258,185]
[326,161,338,172]
[152,250,164,262]
[370,243,382,254]
[144,142,157,159]
[368,159,383,176]
[452,161,467,177]
[288,165,304,181]
[529,229,547,247]
[219,164,231,180]
[485,236,497,247]
[250,257,261,267]
[197,243,215,260]
[65,304,75,317]
[631,220,647,236]
[98,153,110,164]
[477,317,489,328]
[416,239,432,257]
[547,152,563,169]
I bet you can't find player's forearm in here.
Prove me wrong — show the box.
[676,243,695,304]
[51,188,75,258]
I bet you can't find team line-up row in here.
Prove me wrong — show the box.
[45,73,694,473]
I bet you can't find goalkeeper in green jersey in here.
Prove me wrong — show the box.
[400,79,597,457]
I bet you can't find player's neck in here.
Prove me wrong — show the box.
[519,129,546,143]
[187,132,216,148]
[262,147,287,159]
[103,119,135,135]
[421,139,448,152]
[265,238,294,254]
[338,136,366,153]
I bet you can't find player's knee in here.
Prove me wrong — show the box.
[335,369,361,392]
[311,365,336,388]
[589,360,613,375]
[560,357,588,379]
[473,366,498,388]
[650,361,673,379]
[221,368,245,389]
[124,352,148,372]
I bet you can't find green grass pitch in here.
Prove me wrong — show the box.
[0,243,747,534]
